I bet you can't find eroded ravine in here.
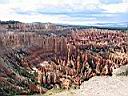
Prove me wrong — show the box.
[0,28,128,95]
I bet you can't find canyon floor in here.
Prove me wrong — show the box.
[44,66,128,96]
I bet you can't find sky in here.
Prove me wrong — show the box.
[0,0,128,26]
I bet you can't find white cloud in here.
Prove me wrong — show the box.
[9,0,101,12]
[100,3,128,13]
[123,0,128,3]
[8,0,128,15]
[0,0,127,25]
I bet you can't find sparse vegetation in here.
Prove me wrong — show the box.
[43,88,64,96]
[116,67,128,76]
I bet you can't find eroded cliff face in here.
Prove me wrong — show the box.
[0,27,128,95]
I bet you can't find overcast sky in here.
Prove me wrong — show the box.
[0,0,128,25]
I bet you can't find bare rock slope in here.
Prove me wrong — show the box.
[49,76,128,96]
[49,65,128,96]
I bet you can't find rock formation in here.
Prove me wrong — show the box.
[0,23,128,95]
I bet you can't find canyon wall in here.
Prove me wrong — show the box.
[0,28,128,95]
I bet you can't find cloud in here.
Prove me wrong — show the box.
[0,0,127,25]
[0,0,9,4]
[100,3,128,13]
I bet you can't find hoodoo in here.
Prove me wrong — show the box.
[0,22,128,95]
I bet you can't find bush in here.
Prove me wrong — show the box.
[115,65,128,76]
